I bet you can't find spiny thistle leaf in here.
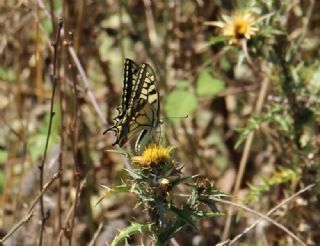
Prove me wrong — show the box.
[168,205,197,230]
[110,223,153,246]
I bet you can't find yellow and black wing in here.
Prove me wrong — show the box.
[104,59,160,153]
[111,58,139,123]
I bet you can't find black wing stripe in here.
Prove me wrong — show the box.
[121,59,139,114]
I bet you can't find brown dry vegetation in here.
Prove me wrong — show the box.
[1,0,320,245]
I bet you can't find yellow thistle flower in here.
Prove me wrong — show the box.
[132,145,172,167]
[205,11,259,44]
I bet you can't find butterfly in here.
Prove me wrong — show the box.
[104,59,160,153]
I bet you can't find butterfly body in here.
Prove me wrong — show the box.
[104,59,160,153]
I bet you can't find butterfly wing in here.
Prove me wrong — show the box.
[104,60,160,153]
[131,64,160,152]
[113,58,139,121]
[119,59,139,116]
[103,59,139,134]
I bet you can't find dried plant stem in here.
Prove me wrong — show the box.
[38,19,63,246]
[118,1,125,62]
[87,222,103,246]
[50,3,63,241]
[222,77,270,240]
[74,0,85,52]
[56,178,87,245]
[57,84,64,245]
[67,46,108,127]
[38,0,107,128]
[67,41,81,246]
[143,0,157,47]
[216,182,316,246]
[35,5,44,103]
[0,172,60,244]
[56,45,66,245]
[122,1,164,83]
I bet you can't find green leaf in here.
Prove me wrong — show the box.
[125,168,146,180]
[41,18,52,35]
[110,223,153,246]
[164,90,197,123]
[157,220,186,243]
[168,205,197,230]
[0,149,8,164]
[37,104,61,139]
[196,70,224,97]
[28,134,50,163]
[110,183,131,194]
[207,36,228,46]
[0,66,15,82]
[175,80,190,90]
[220,57,231,72]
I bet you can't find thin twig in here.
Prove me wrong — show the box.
[87,222,103,246]
[118,1,125,62]
[57,48,64,246]
[1,212,34,244]
[51,4,64,241]
[302,0,315,36]
[38,18,63,246]
[143,0,157,47]
[215,199,305,245]
[222,77,270,240]
[38,0,108,128]
[67,46,108,127]
[216,182,316,246]
[121,0,164,84]
[66,38,81,246]
[56,178,87,246]
[0,172,60,244]
[38,0,51,20]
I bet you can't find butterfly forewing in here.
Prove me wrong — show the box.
[103,59,138,135]
[117,59,139,118]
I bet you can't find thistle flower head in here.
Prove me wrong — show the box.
[206,11,259,44]
[132,144,172,167]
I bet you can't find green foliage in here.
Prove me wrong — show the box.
[109,149,223,245]
[207,36,229,46]
[164,81,197,123]
[244,167,301,204]
[28,134,48,163]
[307,66,320,95]
[0,150,8,164]
[3,0,320,245]
[41,18,52,36]
[0,66,15,82]
[236,104,293,148]
[28,104,61,163]
[196,69,225,97]
[110,223,153,246]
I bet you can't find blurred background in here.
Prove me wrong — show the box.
[1,0,320,245]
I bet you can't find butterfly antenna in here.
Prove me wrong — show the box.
[160,115,188,124]
[162,115,188,121]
